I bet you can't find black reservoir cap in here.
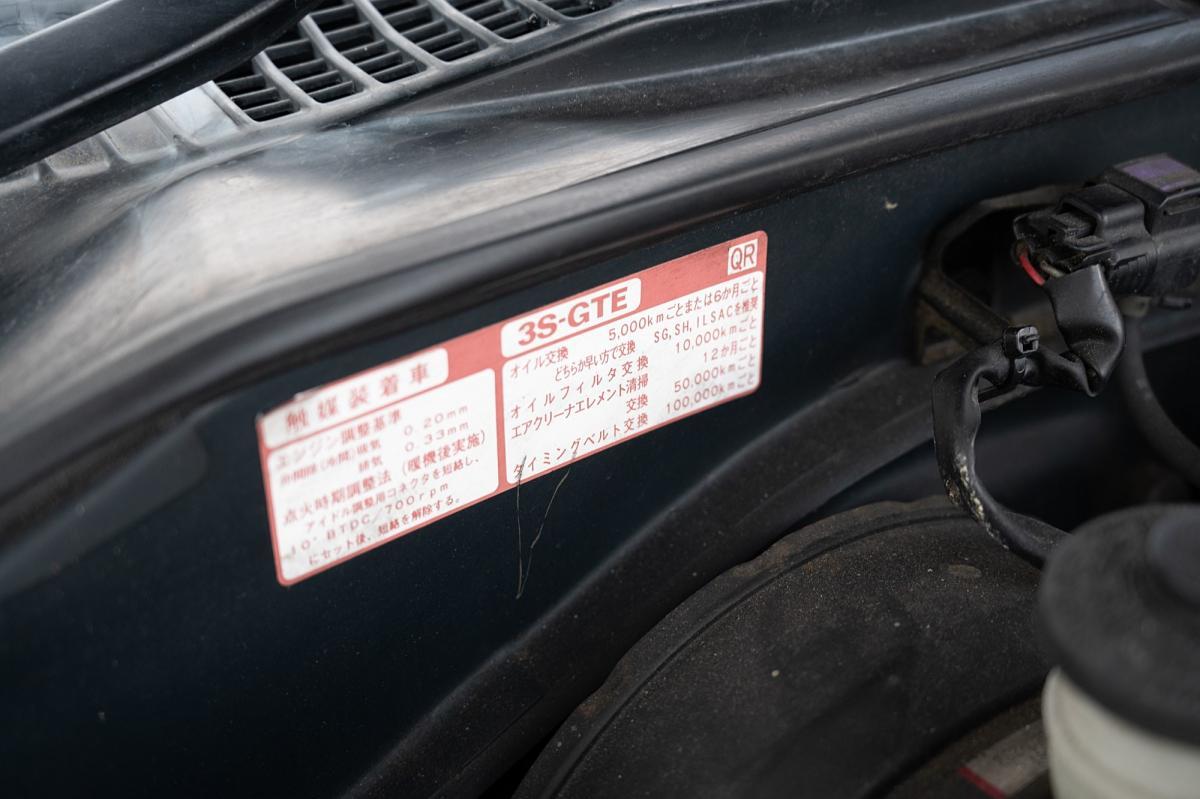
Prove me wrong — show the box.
[1038,505,1200,744]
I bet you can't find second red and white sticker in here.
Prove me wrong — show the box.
[258,232,767,584]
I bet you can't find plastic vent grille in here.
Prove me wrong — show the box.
[372,0,482,61]
[210,0,617,123]
[267,27,360,103]
[447,0,544,38]
[214,62,297,121]
[309,1,423,82]
[540,0,610,17]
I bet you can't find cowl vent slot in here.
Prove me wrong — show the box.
[541,0,610,17]
[310,1,424,82]
[214,62,298,122]
[446,0,544,39]
[374,0,482,61]
[267,27,360,103]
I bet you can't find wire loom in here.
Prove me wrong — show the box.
[929,155,1200,564]
[931,264,1125,564]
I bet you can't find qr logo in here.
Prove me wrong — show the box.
[727,238,759,274]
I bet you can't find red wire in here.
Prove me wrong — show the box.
[1017,248,1046,287]
[957,767,1006,799]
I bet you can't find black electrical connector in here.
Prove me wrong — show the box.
[1015,154,1200,296]
[930,154,1200,563]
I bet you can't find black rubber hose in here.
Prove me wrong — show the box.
[1117,316,1200,490]
[0,0,325,177]
[932,342,1065,565]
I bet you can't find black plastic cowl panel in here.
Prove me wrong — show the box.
[1,0,1198,507]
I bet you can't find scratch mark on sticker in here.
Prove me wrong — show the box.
[516,465,571,599]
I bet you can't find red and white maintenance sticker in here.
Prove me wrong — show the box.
[258,232,767,584]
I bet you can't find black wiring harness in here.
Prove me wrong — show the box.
[927,154,1200,564]
[1117,314,1200,491]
